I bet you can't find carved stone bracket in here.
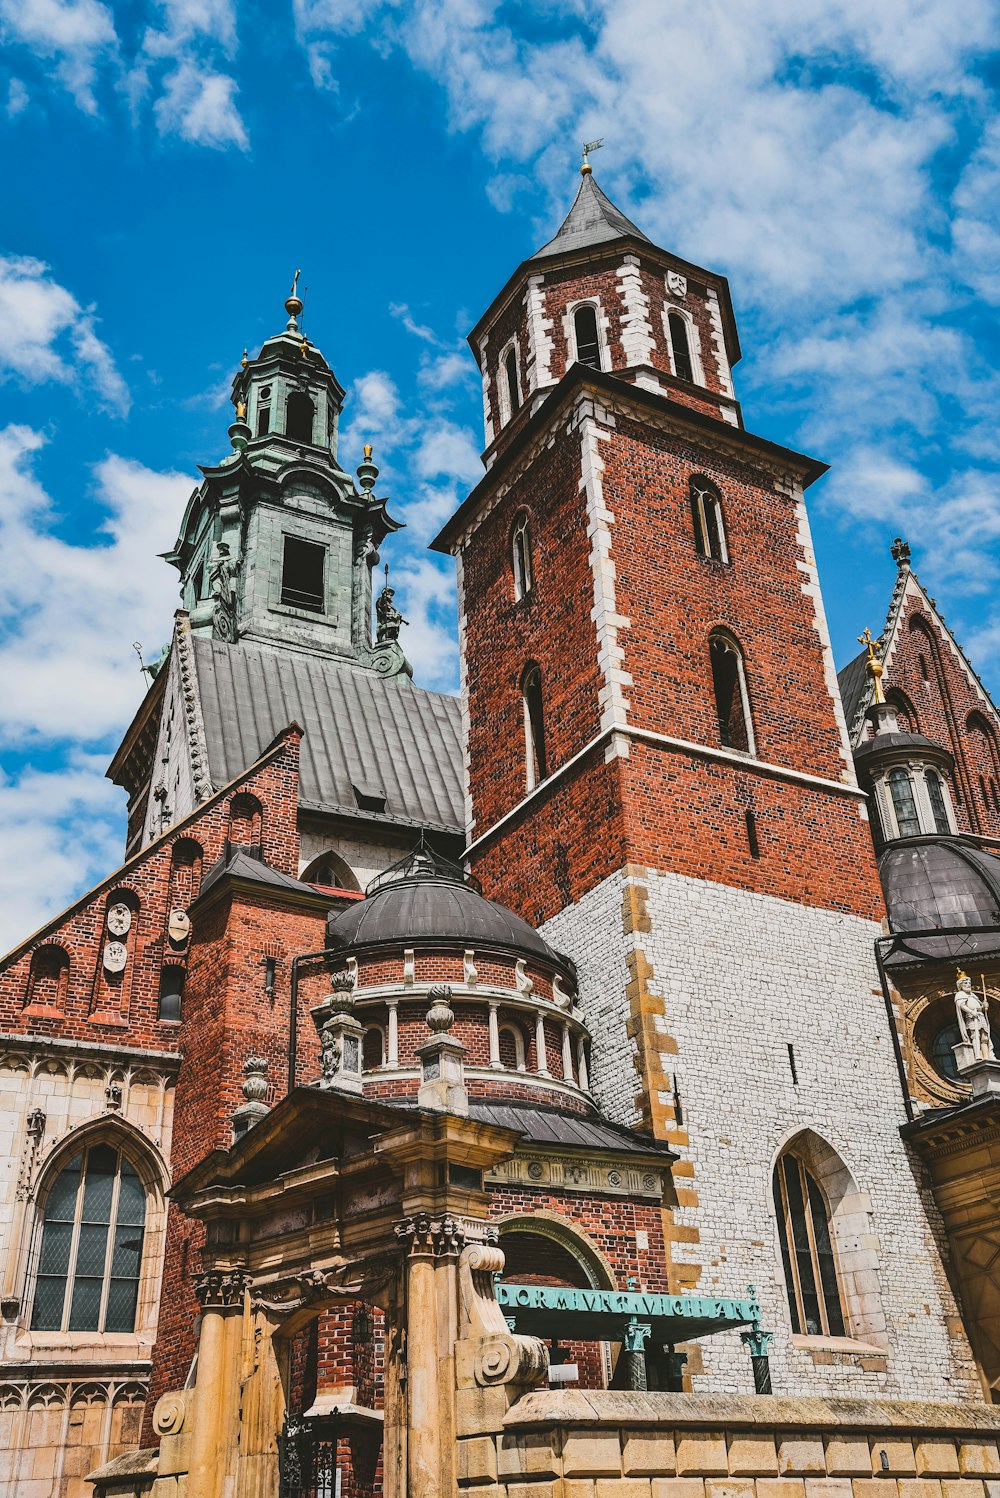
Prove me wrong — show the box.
[395,1213,497,1259]
[193,1269,251,1309]
[457,1242,548,1391]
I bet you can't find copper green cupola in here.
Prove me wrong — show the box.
[163,277,410,677]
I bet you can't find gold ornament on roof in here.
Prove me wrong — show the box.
[240,348,248,369]
[858,627,886,705]
[363,443,373,461]
[285,268,304,322]
[236,399,246,419]
[581,137,603,176]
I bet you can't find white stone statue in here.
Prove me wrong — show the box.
[955,972,995,1062]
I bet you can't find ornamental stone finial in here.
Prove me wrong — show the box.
[891,536,911,568]
[426,985,455,1033]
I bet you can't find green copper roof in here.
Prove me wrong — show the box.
[533,172,651,261]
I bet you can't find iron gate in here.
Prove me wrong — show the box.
[278,1413,340,1498]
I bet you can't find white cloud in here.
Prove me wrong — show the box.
[0,425,188,745]
[390,302,439,344]
[0,0,116,113]
[6,76,28,116]
[953,119,1000,306]
[418,350,475,392]
[0,255,130,415]
[153,59,247,149]
[389,554,458,691]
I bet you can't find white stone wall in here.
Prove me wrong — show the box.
[543,866,981,1402]
[297,818,418,891]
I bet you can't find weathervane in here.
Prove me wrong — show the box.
[581,138,604,175]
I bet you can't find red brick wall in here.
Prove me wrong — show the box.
[884,592,1000,841]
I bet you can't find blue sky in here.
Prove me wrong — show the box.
[0,0,998,950]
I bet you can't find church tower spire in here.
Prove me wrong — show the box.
[162,280,409,676]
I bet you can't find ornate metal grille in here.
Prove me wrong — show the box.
[278,1414,340,1498]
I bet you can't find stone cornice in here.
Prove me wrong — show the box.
[0,1031,181,1072]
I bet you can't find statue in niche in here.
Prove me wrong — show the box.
[209,543,240,642]
[375,565,407,644]
[955,971,995,1061]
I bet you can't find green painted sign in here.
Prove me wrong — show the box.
[495,1282,767,1345]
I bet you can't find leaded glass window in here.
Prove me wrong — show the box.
[31,1143,146,1334]
[773,1153,846,1338]
[690,479,728,562]
[926,771,951,834]
[888,769,921,838]
[511,513,532,600]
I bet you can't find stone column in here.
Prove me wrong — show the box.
[395,1214,465,1498]
[534,1010,550,1076]
[576,1036,589,1092]
[186,1270,250,1498]
[488,1002,501,1068]
[387,997,399,1067]
[561,1022,573,1083]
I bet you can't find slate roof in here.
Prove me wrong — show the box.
[837,647,870,742]
[190,637,464,834]
[197,847,318,900]
[533,173,650,261]
[465,1100,675,1156]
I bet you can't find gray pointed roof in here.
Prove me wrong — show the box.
[533,173,650,261]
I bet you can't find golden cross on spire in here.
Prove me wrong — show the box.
[581,138,604,175]
[858,627,886,704]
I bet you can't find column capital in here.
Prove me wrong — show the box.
[194,1268,251,1309]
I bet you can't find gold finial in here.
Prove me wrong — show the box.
[240,348,248,369]
[363,443,373,462]
[285,267,304,324]
[858,627,886,705]
[581,137,604,175]
[300,335,310,358]
[236,399,247,419]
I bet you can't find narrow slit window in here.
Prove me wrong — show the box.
[511,513,532,601]
[521,664,547,790]
[280,536,326,613]
[573,306,602,370]
[888,769,921,837]
[773,1152,846,1338]
[690,479,728,562]
[925,771,950,834]
[158,965,185,1022]
[504,348,520,417]
[745,807,760,858]
[256,401,271,437]
[710,634,753,754]
[668,312,694,383]
[31,1144,146,1335]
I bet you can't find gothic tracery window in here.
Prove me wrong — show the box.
[690,478,728,563]
[31,1143,146,1335]
[512,512,533,601]
[573,305,602,370]
[773,1151,846,1338]
[521,663,547,790]
[709,632,754,754]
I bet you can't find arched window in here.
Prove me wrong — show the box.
[499,1024,527,1072]
[285,392,315,444]
[511,512,533,601]
[504,347,520,417]
[228,792,263,851]
[668,312,694,383]
[573,305,602,370]
[521,664,547,790]
[773,1151,846,1338]
[888,769,920,838]
[26,946,69,1011]
[31,1142,146,1334]
[690,478,728,563]
[362,1026,385,1070]
[301,850,361,892]
[709,633,754,754]
[925,771,951,834]
[256,386,271,438]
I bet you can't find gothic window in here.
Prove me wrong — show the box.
[511,512,533,601]
[31,1143,146,1335]
[668,311,694,383]
[888,769,921,838]
[709,633,754,754]
[157,965,184,1022]
[285,392,315,444]
[925,771,951,834]
[301,850,361,891]
[573,305,602,370]
[690,478,728,562]
[281,535,326,613]
[521,664,547,790]
[26,946,69,1011]
[504,347,521,417]
[773,1151,846,1338]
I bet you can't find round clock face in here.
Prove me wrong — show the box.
[107,903,132,937]
[103,941,128,974]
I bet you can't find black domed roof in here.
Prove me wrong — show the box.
[325,845,574,976]
[854,730,949,765]
[879,837,1000,933]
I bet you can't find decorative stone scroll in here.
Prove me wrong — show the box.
[457,1242,548,1390]
[394,1211,480,1258]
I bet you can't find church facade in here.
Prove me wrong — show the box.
[1,166,1000,1498]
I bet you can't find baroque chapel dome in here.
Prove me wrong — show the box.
[325,844,575,976]
[879,837,1000,932]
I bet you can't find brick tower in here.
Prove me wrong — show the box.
[433,163,980,1398]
